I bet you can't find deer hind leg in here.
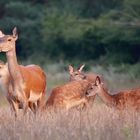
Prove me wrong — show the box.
[77,98,89,111]
[12,101,19,118]
[77,103,86,110]
[66,98,88,110]
[6,95,18,118]
[28,102,37,114]
[19,100,28,115]
[37,93,46,111]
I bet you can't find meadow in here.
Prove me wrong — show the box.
[0,0,140,139]
[0,63,140,140]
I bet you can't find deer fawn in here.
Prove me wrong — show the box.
[68,64,104,107]
[86,76,140,110]
[69,64,102,82]
[46,80,91,111]
[0,27,47,117]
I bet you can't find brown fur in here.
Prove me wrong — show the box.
[0,28,47,116]
[87,76,140,110]
[46,80,91,111]
[112,88,140,110]
[68,64,102,107]
[68,64,102,82]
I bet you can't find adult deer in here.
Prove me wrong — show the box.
[46,80,91,111]
[0,62,41,113]
[0,27,47,117]
[86,76,140,110]
[68,64,104,107]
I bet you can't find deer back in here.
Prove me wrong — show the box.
[112,88,140,110]
[46,80,90,109]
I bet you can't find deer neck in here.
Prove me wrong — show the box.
[6,47,23,84]
[98,85,115,106]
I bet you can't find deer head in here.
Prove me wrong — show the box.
[86,76,103,97]
[0,27,18,52]
[68,64,86,81]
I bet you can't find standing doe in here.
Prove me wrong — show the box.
[0,27,47,117]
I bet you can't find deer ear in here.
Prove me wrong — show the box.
[0,30,4,37]
[12,27,18,40]
[68,65,74,74]
[78,64,85,72]
[95,76,101,86]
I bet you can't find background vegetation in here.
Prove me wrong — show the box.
[0,1,140,140]
[0,0,140,66]
[0,106,140,140]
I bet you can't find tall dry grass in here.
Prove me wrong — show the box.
[0,63,140,140]
[0,104,140,140]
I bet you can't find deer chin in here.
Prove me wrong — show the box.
[85,91,96,97]
[1,47,12,52]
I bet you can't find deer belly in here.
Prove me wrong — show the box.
[28,90,42,102]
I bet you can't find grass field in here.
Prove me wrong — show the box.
[0,63,140,140]
[0,105,140,140]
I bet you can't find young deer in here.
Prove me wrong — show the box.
[69,64,102,82]
[86,76,140,110]
[46,80,91,111]
[0,27,47,117]
[68,64,103,107]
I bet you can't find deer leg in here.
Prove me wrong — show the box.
[6,95,18,118]
[6,96,13,111]
[28,102,37,114]
[77,103,85,110]
[66,98,88,110]
[22,101,28,115]
[12,101,19,118]
[37,93,46,111]
[77,98,89,111]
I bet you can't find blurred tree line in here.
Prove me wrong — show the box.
[0,0,140,65]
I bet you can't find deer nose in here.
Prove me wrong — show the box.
[85,92,89,96]
[83,75,86,79]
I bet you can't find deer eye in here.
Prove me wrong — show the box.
[0,65,3,69]
[7,38,12,41]
[90,87,93,90]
